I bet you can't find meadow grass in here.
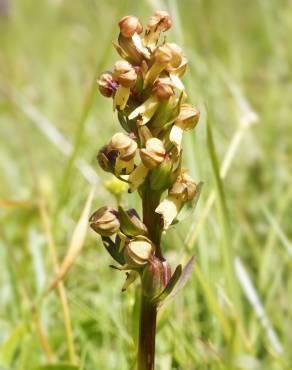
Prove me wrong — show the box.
[0,0,292,369]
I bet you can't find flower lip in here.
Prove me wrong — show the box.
[119,15,143,38]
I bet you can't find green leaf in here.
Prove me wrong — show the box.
[152,264,182,304]
[166,256,195,300]
[153,256,195,305]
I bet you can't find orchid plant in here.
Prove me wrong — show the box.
[89,11,201,370]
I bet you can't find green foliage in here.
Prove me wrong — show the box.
[0,0,292,369]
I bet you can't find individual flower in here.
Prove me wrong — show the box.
[127,138,166,193]
[143,10,172,50]
[155,172,197,229]
[117,16,150,65]
[144,43,183,87]
[169,104,200,151]
[108,132,137,175]
[124,236,154,268]
[128,77,175,126]
[89,206,120,236]
[113,61,137,110]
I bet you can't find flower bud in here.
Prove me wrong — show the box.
[140,138,165,169]
[148,10,172,32]
[119,15,143,38]
[124,236,153,268]
[97,72,117,97]
[113,60,137,88]
[89,207,120,236]
[153,77,174,100]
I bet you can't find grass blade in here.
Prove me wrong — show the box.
[206,119,243,341]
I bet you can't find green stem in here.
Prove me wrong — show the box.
[137,184,162,370]
[137,293,157,370]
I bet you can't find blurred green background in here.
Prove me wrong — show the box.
[1,0,292,369]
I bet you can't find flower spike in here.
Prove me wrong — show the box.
[91,11,202,369]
